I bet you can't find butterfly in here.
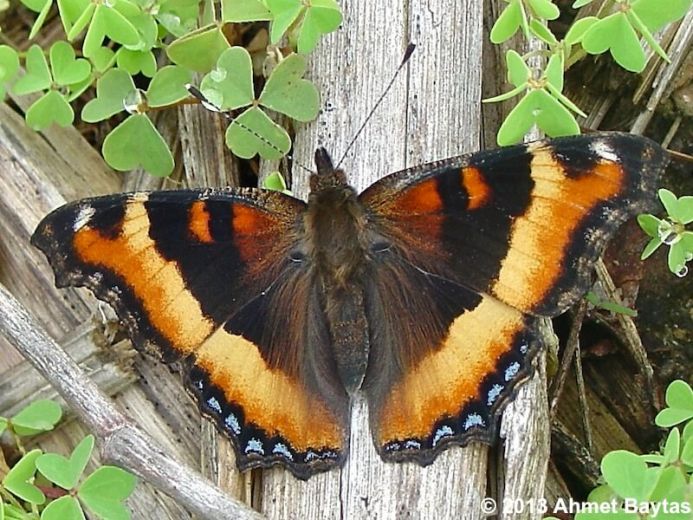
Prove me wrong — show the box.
[31,132,667,480]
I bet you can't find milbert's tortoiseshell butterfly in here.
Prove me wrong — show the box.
[32,132,667,479]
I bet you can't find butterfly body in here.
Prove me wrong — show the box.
[32,132,667,479]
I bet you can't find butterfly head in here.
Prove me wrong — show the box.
[310,148,349,195]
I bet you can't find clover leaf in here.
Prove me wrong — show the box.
[116,48,157,77]
[82,69,137,122]
[0,45,20,98]
[2,449,45,504]
[78,466,137,520]
[146,65,193,108]
[199,47,318,159]
[10,399,62,436]
[13,44,51,95]
[102,114,175,177]
[167,23,231,73]
[266,0,342,53]
[49,40,91,85]
[26,90,75,130]
[41,496,86,520]
[581,12,646,72]
[655,380,693,427]
[82,2,141,58]
[222,0,272,21]
[36,435,94,490]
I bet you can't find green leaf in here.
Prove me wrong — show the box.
[20,0,48,12]
[572,0,593,7]
[41,495,85,520]
[672,196,693,224]
[482,83,527,103]
[668,242,688,276]
[656,380,693,427]
[25,91,75,130]
[82,69,136,122]
[37,435,94,490]
[0,45,20,98]
[490,0,523,44]
[659,189,679,217]
[625,10,670,63]
[102,114,175,176]
[225,106,291,159]
[167,23,231,73]
[529,19,558,45]
[565,16,598,47]
[648,466,688,508]
[65,2,95,40]
[222,0,271,21]
[601,450,652,501]
[116,1,158,52]
[50,41,91,86]
[267,0,303,44]
[0,417,7,435]
[263,171,291,193]
[581,12,646,73]
[631,0,692,33]
[57,0,91,35]
[640,237,662,260]
[527,0,560,20]
[146,65,192,108]
[116,49,157,77]
[200,46,254,110]
[90,46,117,73]
[78,466,137,520]
[2,449,45,504]
[83,4,141,58]
[13,45,52,95]
[506,49,530,87]
[681,433,693,466]
[545,53,564,91]
[662,428,681,464]
[294,0,342,54]
[11,399,62,436]
[497,92,536,145]
[28,0,53,39]
[259,53,319,121]
[638,213,661,237]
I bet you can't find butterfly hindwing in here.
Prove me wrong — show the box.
[31,189,350,479]
[360,133,666,459]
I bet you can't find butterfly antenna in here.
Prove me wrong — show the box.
[335,43,416,169]
[185,85,314,176]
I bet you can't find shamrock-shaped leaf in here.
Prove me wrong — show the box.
[2,449,45,504]
[82,69,136,122]
[37,435,94,490]
[167,23,231,73]
[102,114,174,176]
[146,65,193,107]
[581,12,645,72]
[64,1,95,40]
[526,0,559,20]
[263,171,292,194]
[222,0,272,21]
[83,3,141,58]
[90,46,117,74]
[267,0,341,53]
[78,466,137,520]
[41,495,86,520]
[631,0,692,33]
[50,41,91,86]
[564,16,598,47]
[226,106,291,160]
[13,44,51,95]
[11,399,62,436]
[259,53,319,121]
[497,89,579,145]
[116,49,157,77]
[490,0,530,43]
[656,380,693,427]
[200,46,254,110]
[506,49,530,87]
[601,450,655,502]
[661,428,680,465]
[26,91,75,130]
[0,45,20,98]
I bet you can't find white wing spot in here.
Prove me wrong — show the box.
[505,362,521,382]
[73,205,95,231]
[487,384,504,406]
[404,440,421,450]
[432,425,454,447]
[590,140,620,163]
[464,413,485,430]
[206,396,222,414]
[245,438,264,455]
[224,413,241,435]
[272,443,293,460]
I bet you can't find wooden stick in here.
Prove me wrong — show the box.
[0,284,263,520]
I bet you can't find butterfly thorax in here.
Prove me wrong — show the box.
[305,149,371,393]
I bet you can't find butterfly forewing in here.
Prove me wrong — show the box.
[31,189,350,479]
[359,133,666,460]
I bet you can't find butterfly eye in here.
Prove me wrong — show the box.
[371,239,392,254]
[288,249,307,263]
